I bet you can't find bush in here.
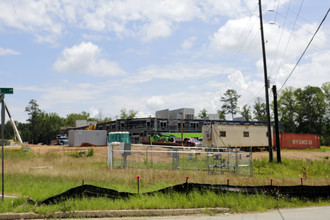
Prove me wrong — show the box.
[87,148,94,157]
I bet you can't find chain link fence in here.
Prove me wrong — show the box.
[107,143,253,175]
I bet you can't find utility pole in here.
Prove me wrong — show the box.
[258,0,273,162]
[272,85,281,163]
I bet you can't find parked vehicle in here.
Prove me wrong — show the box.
[56,134,68,145]
[182,137,202,146]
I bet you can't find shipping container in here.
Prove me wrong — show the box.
[273,133,320,149]
[68,130,107,147]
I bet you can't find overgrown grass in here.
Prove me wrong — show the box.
[253,158,330,179]
[282,146,330,152]
[0,147,329,214]
[1,190,329,214]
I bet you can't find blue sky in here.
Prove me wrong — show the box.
[1,0,329,122]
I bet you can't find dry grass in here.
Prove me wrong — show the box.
[2,144,329,190]
[0,145,329,214]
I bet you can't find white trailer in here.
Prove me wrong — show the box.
[202,124,272,150]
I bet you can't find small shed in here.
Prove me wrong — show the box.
[68,130,107,146]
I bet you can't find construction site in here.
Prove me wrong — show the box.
[1,101,323,174]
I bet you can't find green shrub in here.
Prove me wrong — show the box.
[87,148,94,157]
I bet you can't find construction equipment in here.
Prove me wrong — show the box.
[151,132,177,142]
[4,102,23,144]
[86,124,96,130]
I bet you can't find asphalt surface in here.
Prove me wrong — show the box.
[0,205,329,219]
[102,206,330,220]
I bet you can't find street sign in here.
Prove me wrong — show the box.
[0,88,13,94]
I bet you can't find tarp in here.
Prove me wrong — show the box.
[35,183,330,205]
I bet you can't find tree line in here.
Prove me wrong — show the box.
[4,82,329,145]
[199,82,329,145]
[3,99,137,144]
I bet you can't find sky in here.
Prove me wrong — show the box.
[0,0,329,122]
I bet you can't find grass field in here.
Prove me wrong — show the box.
[0,145,329,214]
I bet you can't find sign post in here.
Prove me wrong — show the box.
[1,88,13,201]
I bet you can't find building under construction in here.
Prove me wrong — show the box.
[72,108,266,144]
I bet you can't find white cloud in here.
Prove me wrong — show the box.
[141,19,173,42]
[89,106,100,118]
[146,96,166,111]
[210,16,260,55]
[0,0,282,43]
[276,50,330,90]
[53,42,125,76]
[131,63,228,83]
[136,112,153,118]
[0,1,64,43]
[0,48,20,56]
[181,36,196,49]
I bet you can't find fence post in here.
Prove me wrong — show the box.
[151,145,153,168]
[249,147,253,176]
[235,147,238,174]
[107,143,113,169]
[182,151,184,170]
[146,146,148,169]
[123,154,127,168]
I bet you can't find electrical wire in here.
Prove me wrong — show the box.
[279,8,330,92]
[269,0,292,77]
[277,2,330,37]
[218,5,259,76]
[274,0,304,82]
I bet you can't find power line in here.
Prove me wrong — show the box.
[268,0,292,77]
[279,8,330,91]
[274,0,304,82]
[276,3,330,37]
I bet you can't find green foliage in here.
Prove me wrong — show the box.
[253,97,267,121]
[120,108,138,119]
[198,108,208,118]
[87,148,94,157]
[64,111,91,127]
[278,87,296,132]
[220,89,241,120]
[25,99,42,144]
[253,158,329,178]
[1,189,329,214]
[0,149,37,160]
[4,121,13,139]
[100,117,112,123]
[70,148,94,158]
[70,151,83,158]
[322,82,330,112]
[241,104,252,121]
[0,150,329,214]
[278,83,330,145]
[23,99,64,144]
[217,109,226,120]
[295,86,326,135]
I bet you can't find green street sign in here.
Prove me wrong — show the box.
[0,88,13,94]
